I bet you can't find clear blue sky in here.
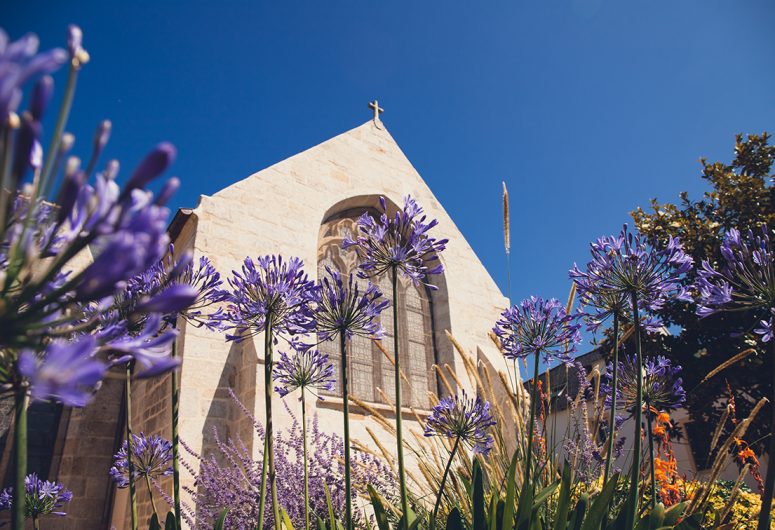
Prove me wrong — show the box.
[7,1,775,345]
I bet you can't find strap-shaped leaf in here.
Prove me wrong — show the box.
[552,464,573,530]
[472,460,487,530]
[213,509,229,530]
[501,452,518,530]
[148,513,161,530]
[164,511,177,530]
[580,473,619,530]
[446,507,467,530]
[368,485,391,530]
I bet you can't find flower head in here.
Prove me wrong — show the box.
[224,256,318,341]
[424,391,496,455]
[273,346,335,398]
[342,196,447,289]
[0,474,73,517]
[696,226,775,342]
[316,267,388,342]
[174,255,228,330]
[18,335,106,407]
[569,225,693,320]
[110,432,173,488]
[492,296,581,363]
[602,354,686,414]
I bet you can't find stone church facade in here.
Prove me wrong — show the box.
[0,118,514,529]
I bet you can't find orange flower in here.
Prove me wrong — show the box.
[656,411,671,425]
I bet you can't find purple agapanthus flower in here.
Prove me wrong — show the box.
[342,196,447,289]
[569,225,693,318]
[103,314,180,379]
[0,474,73,518]
[316,267,388,342]
[601,354,686,414]
[224,255,318,341]
[0,29,67,126]
[493,296,581,364]
[273,346,336,398]
[696,226,775,342]
[424,391,496,455]
[110,432,173,488]
[17,335,106,407]
[174,255,228,330]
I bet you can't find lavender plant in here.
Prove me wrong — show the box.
[111,432,174,518]
[571,225,692,522]
[423,391,495,529]
[274,346,335,530]
[493,296,580,492]
[315,266,387,530]
[0,474,73,529]
[0,26,187,530]
[696,225,775,530]
[180,393,396,530]
[224,255,317,530]
[342,195,447,527]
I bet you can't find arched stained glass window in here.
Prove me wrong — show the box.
[317,209,437,409]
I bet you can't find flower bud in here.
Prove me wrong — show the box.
[154,176,179,206]
[125,142,176,192]
[30,75,54,121]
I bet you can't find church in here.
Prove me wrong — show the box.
[7,111,515,529]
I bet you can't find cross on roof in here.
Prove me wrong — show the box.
[368,100,384,125]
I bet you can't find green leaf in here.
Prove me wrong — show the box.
[446,507,467,530]
[489,491,499,530]
[472,460,488,530]
[501,452,518,530]
[407,512,424,530]
[515,481,534,530]
[280,508,295,530]
[579,473,619,530]
[532,481,560,508]
[552,464,572,530]
[647,503,665,530]
[368,485,391,530]
[323,481,337,530]
[316,516,327,530]
[164,511,177,530]
[568,494,589,530]
[148,513,161,530]
[662,502,687,527]
[213,509,229,530]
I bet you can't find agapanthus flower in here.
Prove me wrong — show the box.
[492,296,581,363]
[696,226,775,342]
[0,29,67,126]
[17,335,106,406]
[315,267,388,342]
[110,432,173,488]
[273,346,335,398]
[570,237,663,333]
[174,254,228,330]
[424,391,496,455]
[224,255,318,341]
[0,26,182,406]
[569,225,693,317]
[601,354,686,414]
[342,196,447,289]
[0,474,73,518]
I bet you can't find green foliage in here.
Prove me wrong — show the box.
[631,132,774,455]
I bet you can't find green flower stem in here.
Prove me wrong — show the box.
[125,363,138,530]
[40,60,79,196]
[756,339,775,530]
[602,315,620,488]
[392,266,409,528]
[301,387,310,530]
[267,317,281,530]
[645,401,656,508]
[12,388,28,530]
[341,332,353,530]
[145,475,159,518]
[431,435,461,530]
[170,321,183,530]
[625,293,643,530]
[523,349,541,493]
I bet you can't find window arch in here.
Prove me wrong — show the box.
[317,207,437,409]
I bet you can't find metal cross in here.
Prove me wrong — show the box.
[368,100,384,127]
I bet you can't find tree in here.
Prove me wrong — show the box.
[631,133,775,460]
